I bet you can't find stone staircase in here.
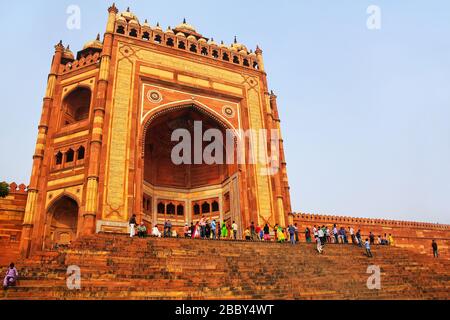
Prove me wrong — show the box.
[1,234,449,300]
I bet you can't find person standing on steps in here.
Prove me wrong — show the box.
[250,222,256,241]
[305,227,312,243]
[194,222,200,239]
[199,216,206,239]
[318,226,325,246]
[227,222,232,240]
[350,227,356,244]
[167,220,173,238]
[259,226,264,241]
[205,221,211,239]
[356,229,362,247]
[432,240,439,258]
[365,238,373,258]
[232,221,238,240]
[313,225,318,242]
[369,232,375,245]
[184,223,190,238]
[264,223,271,241]
[388,234,395,246]
[221,222,228,239]
[190,222,195,239]
[333,224,338,244]
[129,214,137,238]
[163,220,168,238]
[277,226,286,243]
[255,224,262,241]
[211,220,217,240]
[217,221,221,240]
[316,236,323,254]
[326,226,331,243]
[3,263,18,290]
[273,224,279,242]
[294,223,299,243]
[288,224,296,245]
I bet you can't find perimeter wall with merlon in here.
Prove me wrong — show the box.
[292,213,450,259]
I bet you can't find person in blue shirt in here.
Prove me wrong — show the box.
[365,238,373,258]
[288,225,296,245]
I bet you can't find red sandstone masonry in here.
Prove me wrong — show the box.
[0,182,449,263]
[292,213,450,259]
[0,183,28,265]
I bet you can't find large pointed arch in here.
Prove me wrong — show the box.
[140,100,240,157]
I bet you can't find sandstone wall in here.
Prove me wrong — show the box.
[292,213,450,259]
[0,183,27,264]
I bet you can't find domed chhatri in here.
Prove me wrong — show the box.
[175,18,197,33]
[63,45,74,60]
[142,19,151,28]
[83,34,103,51]
[231,36,248,53]
[118,6,139,23]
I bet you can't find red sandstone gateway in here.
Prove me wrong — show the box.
[0,4,449,301]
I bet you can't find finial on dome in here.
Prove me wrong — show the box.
[157,22,160,27]
[96,33,100,41]
[183,18,187,24]
[255,45,263,54]
[234,36,237,44]
[126,7,130,12]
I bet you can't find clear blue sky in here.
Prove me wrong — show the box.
[0,1,449,224]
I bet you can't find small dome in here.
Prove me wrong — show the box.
[116,15,127,24]
[119,7,139,23]
[129,19,140,26]
[208,38,218,46]
[165,26,174,34]
[176,32,186,38]
[83,34,103,51]
[220,41,228,49]
[239,49,248,56]
[198,38,207,44]
[142,19,151,30]
[63,46,74,60]
[142,19,150,27]
[231,36,248,52]
[230,46,238,52]
[154,22,162,31]
[187,35,197,42]
[248,50,256,57]
[175,18,197,33]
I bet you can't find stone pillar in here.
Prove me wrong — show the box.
[82,4,117,235]
[255,46,265,72]
[20,41,64,257]
[270,91,290,226]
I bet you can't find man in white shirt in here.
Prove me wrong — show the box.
[318,228,325,245]
[152,225,162,238]
[333,225,338,243]
[232,221,238,240]
[350,227,355,244]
